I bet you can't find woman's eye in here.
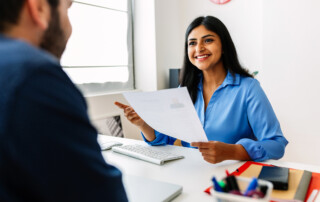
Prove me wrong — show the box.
[188,41,196,46]
[205,38,214,43]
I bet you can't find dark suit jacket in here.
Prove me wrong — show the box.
[0,34,127,201]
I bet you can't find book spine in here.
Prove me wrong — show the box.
[294,170,312,201]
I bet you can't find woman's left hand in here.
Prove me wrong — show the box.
[191,141,251,164]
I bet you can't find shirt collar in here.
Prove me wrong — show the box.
[222,71,240,87]
[197,70,240,90]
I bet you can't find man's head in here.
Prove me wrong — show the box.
[0,0,72,59]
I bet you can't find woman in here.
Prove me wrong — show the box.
[115,16,288,164]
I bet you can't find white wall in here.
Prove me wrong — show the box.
[133,0,158,92]
[260,0,320,165]
[154,0,185,89]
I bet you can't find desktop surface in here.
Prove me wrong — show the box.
[123,174,182,202]
[99,135,320,202]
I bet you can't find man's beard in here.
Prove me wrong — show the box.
[40,9,67,60]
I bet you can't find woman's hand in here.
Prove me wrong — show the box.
[114,102,145,127]
[191,141,251,164]
[114,101,156,142]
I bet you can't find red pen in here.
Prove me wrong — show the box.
[225,169,231,176]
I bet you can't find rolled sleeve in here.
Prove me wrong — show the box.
[237,138,267,161]
[141,130,171,146]
[237,137,288,161]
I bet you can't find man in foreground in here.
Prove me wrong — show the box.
[0,0,127,201]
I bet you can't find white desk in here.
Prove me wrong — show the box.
[98,135,320,202]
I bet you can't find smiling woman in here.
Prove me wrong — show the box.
[116,16,288,164]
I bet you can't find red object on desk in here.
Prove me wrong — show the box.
[305,172,320,201]
[225,169,230,177]
[204,161,320,202]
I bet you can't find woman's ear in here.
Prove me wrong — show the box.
[26,0,51,30]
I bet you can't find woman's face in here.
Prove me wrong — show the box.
[187,25,223,72]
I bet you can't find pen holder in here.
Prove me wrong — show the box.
[211,176,273,202]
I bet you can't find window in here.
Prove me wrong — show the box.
[61,0,134,95]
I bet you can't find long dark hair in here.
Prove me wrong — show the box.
[180,16,252,103]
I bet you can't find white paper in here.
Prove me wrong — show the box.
[123,87,208,143]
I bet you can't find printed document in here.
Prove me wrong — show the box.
[123,87,208,143]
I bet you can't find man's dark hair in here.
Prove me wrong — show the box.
[179,16,253,103]
[0,0,59,32]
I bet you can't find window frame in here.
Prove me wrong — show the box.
[62,0,135,96]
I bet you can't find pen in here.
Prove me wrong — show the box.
[212,177,223,192]
[244,178,258,196]
[218,180,228,192]
[226,175,240,191]
[225,169,231,176]
[259,185,268,196]
[218,180,226,189]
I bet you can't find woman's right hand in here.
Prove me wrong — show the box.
[114,102,145,127]
[114,101,156,142]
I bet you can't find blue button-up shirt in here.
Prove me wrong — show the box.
[142,71,288,161]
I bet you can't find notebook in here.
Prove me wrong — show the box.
[122,175,183,202]
[258,166,289,190]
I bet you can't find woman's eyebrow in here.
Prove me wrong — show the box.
[188,34,216,41]
[202,34,215,38]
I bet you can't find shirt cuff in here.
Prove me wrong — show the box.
[236,138,267,161]
[141,130,166,146]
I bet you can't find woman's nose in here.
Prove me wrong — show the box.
[196,43,205,52]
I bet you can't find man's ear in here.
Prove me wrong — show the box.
[26,0,51,30]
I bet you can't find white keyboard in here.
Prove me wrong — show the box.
[112,144,184,165]
[100,141,123,150]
